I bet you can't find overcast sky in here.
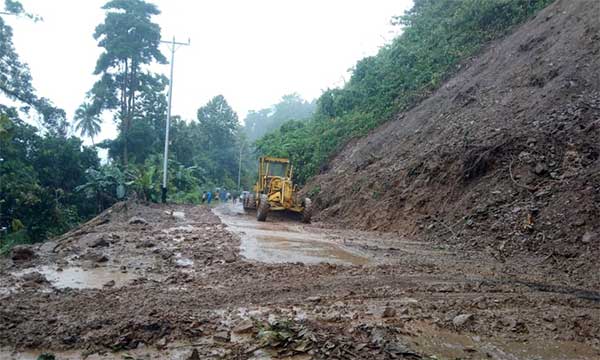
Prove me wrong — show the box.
[7,0,413,145]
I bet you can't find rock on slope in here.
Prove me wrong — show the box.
[308,0,599,276]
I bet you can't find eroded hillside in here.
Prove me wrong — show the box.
[308,0,600,286]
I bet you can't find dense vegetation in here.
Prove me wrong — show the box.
[1,0,554,252]
[1,1,98,251]
[0,0,248,251]
[256,0,554,184]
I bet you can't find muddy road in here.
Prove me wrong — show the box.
[0,202,598,359]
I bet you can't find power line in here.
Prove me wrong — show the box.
[160,36,190,203]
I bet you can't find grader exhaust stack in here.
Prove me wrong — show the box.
[243,156,312,223]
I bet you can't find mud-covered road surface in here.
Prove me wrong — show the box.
[0,202,598,359]
[214,204,370,265]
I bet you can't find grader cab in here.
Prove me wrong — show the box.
[243,156,312,222]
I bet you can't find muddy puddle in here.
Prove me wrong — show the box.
[213,204,369,265]
[14,266,139,289]
[403,322,599,360]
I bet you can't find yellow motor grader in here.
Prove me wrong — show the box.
[243,156,312,223]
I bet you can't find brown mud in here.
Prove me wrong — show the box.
[0,202,598,359]
[305,0,600,290]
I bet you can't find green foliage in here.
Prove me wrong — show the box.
[130,156,161,202]
[74,103,102,145]
[0,229,28,255]
[36,354,56,360]
[256,0,554,184]
[0,111,100,244]
[75,164,130,211]
[96,92,249,203]
[1,2,66,134]
[0,2,99,253]
[1,4,73,249]
[194,95,240,183]
[85,0,166,165]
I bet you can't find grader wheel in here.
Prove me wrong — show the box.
[244,193,256,210]
[257,194,269,221]
[301,198,313,223]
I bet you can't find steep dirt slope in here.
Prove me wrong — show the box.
[308,0,600,284]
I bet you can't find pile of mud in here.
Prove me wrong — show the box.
[307,0,600,286]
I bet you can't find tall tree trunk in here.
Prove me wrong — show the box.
[123,58,137,167]
[122,59,129,166]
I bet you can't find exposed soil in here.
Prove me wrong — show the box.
[305,0,600,290]
[1,1,599,359]
[0,202,599,359]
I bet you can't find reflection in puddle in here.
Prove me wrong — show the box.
[214,205,369,265]
[14,266,139,289]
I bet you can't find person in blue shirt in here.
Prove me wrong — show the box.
[206,191,212,204]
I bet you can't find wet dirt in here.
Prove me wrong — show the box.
[214,204,370,265]
[0,202,598,359]
[0,342,206,360]
[403,321,598,360]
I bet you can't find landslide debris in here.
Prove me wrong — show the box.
[0,201,599,359]
[307,0,600,287]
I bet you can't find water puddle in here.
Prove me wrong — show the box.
[174,252,194,268]
[404,322,600,360]
[14,266,139,289]
[214,204,369,265]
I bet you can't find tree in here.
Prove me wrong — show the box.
[243,93,315,141]
[195,95,240,184]
[74,103,102,145]
[198,95,239,151]
[98,72,168,164]
[86,0,166,165]
[1,111,100,244]
[0,1,36,105]
[1,1,66,134]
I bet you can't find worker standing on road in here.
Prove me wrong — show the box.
[201,191,207,204]
[207,191,212,205]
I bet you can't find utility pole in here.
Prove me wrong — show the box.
[160,36,190,203]
[237,141,244,191]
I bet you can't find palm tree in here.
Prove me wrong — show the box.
[74,103,102,146]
